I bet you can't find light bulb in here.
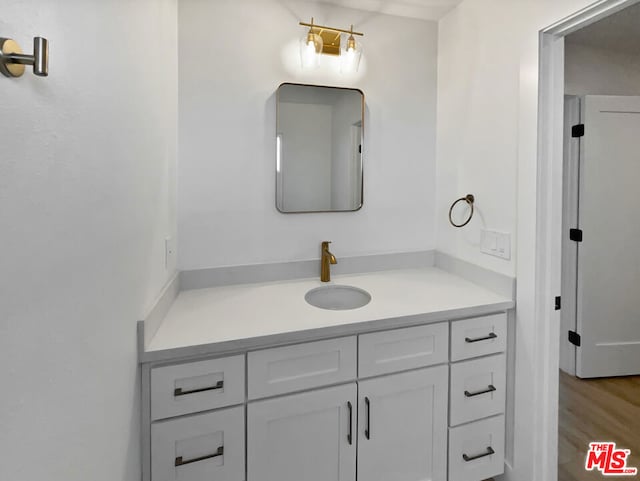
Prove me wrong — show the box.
[341,33,361,73]
[347,34,356,53]
[300,30,322,69]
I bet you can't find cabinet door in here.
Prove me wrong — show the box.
[357,366,448,481]
[247,383,357,481]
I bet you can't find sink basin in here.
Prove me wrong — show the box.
[305,285,371,311]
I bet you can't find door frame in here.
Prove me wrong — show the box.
[534,1,640,480]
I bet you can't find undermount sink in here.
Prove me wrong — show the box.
[305,285,371,311]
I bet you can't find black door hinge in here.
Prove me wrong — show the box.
[572,124,585,138]
[568,330,581,347]
[359,144,362,154]
[555,296,561,310]
[570,228,583,242]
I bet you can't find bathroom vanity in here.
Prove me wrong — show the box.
[138,260,514,481]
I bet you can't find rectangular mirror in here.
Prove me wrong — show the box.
[276,83,364,213]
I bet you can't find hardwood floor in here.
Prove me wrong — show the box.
[558,370,640,481]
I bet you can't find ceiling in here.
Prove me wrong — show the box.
[320,0,464,21]
[566,2,640,54]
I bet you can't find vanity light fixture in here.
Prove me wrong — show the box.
[299,18,363,72]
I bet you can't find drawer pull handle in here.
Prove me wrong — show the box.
[365,397,371,440]
[464,384,497,397]
[175,446,223,467]
[463,446,495,462]
[174,380,223,397]
[347,401,353,445]
[465,332,497,343]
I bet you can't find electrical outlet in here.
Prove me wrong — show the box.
[165,237,176,269]
[481,230,511,260]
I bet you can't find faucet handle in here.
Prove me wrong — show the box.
[322,240,332,249]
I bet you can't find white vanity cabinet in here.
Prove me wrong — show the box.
[447,314,508,481]
[141,312,509,481]
[147,357,247,481]
[247,384,357,481]
[151,406,245,481]
[357,366,449,481]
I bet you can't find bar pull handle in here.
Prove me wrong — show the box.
[463,446,495,462]
[175,446,223,467]
[174,380,223,397]
[465,332,497,343]
[465,384,497,398]
[364,396,371,440]
[347,401,353,445]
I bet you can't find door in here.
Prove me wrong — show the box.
[357,366,448,481]
[247,383,357,481]
[560,95,581,376]
[574,95,640,378]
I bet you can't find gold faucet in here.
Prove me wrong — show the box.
[321,241,337,282]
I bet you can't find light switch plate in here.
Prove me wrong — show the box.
[481,230,511,260]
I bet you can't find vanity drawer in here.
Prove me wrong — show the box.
[450,313,506,361]
[151,405,245,481]
[151,355,245,421]
[358,323,449,378]
[449,354,506,426]
[448,415,505,481]
[248,336,357,399]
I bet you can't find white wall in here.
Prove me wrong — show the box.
[565,42,640,95]
[436,1,607,481]
[178,0,438,270]
[435,1,521,278]
[0,2,177,481]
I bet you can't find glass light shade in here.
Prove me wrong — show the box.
[300,32,323,69]
[340,34,362,73]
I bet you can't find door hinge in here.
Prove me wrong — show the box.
[572,124,585,138]
[555,296,561,310]
[570,228,583,242]
[568,330,581,347]
[359,144,362,154]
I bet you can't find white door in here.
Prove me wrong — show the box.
[247,383,357,481]
[357,366,448,481]
[575,95,640,378]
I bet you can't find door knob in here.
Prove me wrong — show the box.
[0,37,49,78]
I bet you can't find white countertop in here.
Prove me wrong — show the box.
[144,267,514,362]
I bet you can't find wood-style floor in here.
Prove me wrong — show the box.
[558,370,640,481]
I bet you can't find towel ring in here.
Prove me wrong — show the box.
[449,194,475,228]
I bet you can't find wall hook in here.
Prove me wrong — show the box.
[0,37,49,78]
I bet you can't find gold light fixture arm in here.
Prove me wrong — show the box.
[299,21,364,37]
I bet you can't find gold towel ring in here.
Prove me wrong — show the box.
[449,194,475,228]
